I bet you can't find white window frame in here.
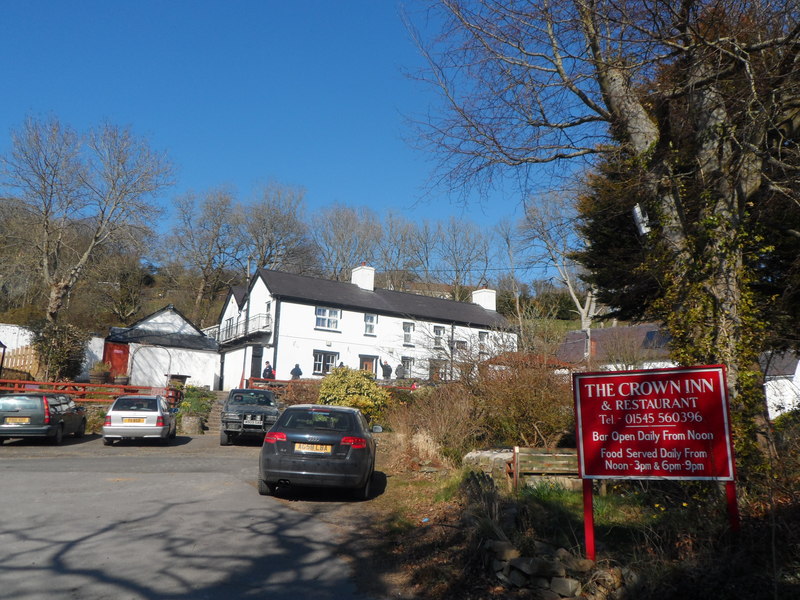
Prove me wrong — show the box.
[403,322,415,346]
[364,313,376,336]
[315,306,341,331]
[433,325,445,349]
[313,350,339,375]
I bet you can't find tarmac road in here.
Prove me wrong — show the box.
[0,433,378,600]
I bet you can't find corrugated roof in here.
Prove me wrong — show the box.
[258,269,510,330]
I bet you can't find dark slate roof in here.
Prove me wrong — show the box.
[106,328,219,351]
[557,323,671,364]
[760,351,800,378]
[106,305,218,351]
[257,269,510,330]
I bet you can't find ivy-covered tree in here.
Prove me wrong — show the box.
[413,1,800,464]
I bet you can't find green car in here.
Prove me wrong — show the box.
[0,392,87,445]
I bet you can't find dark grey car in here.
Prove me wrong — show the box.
[0,392,87,445]
[258,404,380,500]
[220,388,281,445]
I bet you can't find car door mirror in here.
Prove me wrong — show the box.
[371,425,383,433]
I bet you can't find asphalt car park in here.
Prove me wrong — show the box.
[0,432,384,600]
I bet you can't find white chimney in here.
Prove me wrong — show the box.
[351,263,375,291]
[471,287,496,311]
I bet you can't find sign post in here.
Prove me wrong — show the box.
[573,365,737,560]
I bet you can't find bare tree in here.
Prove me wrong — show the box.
[438,216,490,300]
[166,188,241,326]
[520,194,597,330]
[310,204,381,281]
[375,211,420,290]
[236,182,318,274]
[0,116,172,322]
[408,219,441,285]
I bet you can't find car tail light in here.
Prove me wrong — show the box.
[42,396,51,424]
[264,431,287,444]
[341,436,367,449]
[104,416,111,426]
[156,416,165,427]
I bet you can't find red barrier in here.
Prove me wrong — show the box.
[0,378,168,403]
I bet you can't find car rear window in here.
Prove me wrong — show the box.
[280,409,354,431]
[113,397,157,411]
[229,391,275,406]
[0,396,42,411]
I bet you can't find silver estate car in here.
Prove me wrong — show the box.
[102,395,177,446]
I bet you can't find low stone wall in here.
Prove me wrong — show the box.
[485,538,637,599]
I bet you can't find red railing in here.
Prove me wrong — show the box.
[0,378,174,403]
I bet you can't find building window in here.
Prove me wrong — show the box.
[313,350,339,375]
[454,340,467,355]
[433,326,445,349]
[403,322,414,346]
[479,331,488,354]
[315,306,340,330]
[429,358,447,381]
[401,356,414,376]
[364,313,376,335]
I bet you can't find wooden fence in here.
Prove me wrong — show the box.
[2,346,39,378]
[0,378,171,403]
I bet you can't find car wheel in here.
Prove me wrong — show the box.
[51,425,64,446]
[74,419,86,439]
[219,431,232,446]
[355,468,374,501]
[258,478,276,496]
[102,437,114,446]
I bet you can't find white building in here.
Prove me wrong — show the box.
[104,305,219,389]
[207,265,517,390]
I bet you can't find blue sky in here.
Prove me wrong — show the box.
[0,0,526,231]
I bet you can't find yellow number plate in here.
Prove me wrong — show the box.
[5,417,30,424]
[123,418,146,424]
[295,443,332,454]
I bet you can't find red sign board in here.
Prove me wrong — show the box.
[574,366,735,480]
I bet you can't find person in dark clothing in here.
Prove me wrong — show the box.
[290,364,302,379]
[262,361,274,379]
[381,360,393,380]
[395,363,405,379]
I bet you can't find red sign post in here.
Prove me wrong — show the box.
[573,365,738,559]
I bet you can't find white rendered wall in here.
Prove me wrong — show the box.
[271,300,516,381]
[129,344,219,389]
[0,323,33,351]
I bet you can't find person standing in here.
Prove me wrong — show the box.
[262,361,274,379]
[395,363,405,379]
[381,360,392,380]
[290,364,302,379]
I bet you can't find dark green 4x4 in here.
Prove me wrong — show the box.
[0,392,87,445]
[220,388,281,445]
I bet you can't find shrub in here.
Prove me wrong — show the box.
[28,320,89,381]
[178,385,215,417]
[317,367,391,421]
[384,382,488,467]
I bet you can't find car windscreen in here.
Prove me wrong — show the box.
[0,396,41,411]
[112,397,157,412]
[279,409,354,432]
[229,391,275,406]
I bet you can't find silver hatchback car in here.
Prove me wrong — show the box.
[102,395,177,446]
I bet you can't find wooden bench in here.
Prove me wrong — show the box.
[505,447,580,491]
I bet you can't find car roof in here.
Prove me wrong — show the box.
[115,395,161,400]
[285,404,361,414]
